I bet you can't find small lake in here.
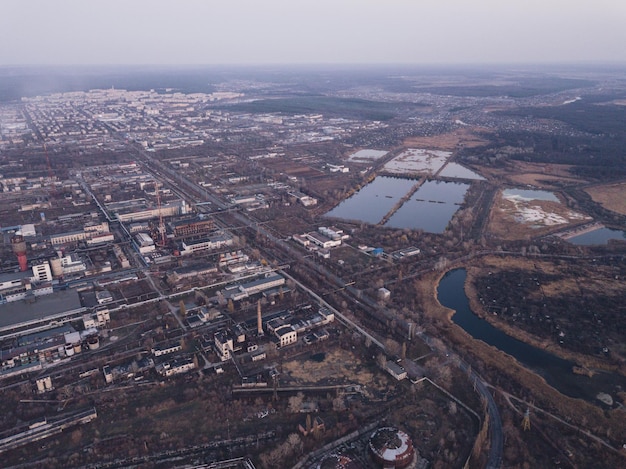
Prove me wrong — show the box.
[437,268,626,405]
[325,176,415,224]
[568,227,626,245]
[385,180,469,233]
[502,189,559,202]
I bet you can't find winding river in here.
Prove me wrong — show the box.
[437,268,625,405]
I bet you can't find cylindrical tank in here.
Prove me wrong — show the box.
[50,258,63,277]
[36,379,46,393]
[44,376,52,389]
[73,343,82,354]
[87,336,100,350]
[368,427,415,469]
[64,344,75,356]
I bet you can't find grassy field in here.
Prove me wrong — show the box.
[477,161,588,188]
[402,127,491,151]
[585,182,626,215]
[281,348,390,391]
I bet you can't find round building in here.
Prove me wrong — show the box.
[368,427,415,469]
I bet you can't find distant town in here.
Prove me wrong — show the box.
[0,65,625,468]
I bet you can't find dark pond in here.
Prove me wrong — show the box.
[385,180,469,233]
[568,227,626,245]
[325,176,415,224]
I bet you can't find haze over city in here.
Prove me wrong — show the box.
[2,0,626,65]
[1,1,626,469]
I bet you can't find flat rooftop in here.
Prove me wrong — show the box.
[0,271,30,284]
[0,289,82,330]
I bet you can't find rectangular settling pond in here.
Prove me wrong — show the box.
[325,176,416,224]
[385,180,470,233]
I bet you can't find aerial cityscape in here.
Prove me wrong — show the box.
[1,2,626,469]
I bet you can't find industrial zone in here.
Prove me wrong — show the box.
[0,68,625,469]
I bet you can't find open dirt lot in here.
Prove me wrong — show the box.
[486,190,591,240]
[262,158,325,179]
[281,347,390,391]
[585,182,626,216]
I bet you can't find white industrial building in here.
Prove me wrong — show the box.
[181,233,233,255]
[31,262,52,282]
[113,199,188,222]
[305,232,341,249]
[50,254,87,276]
[156,357,196,377]
[274,325,297,348]
[135,232,156,253]
[214,331,234,361]
[50,221,110,246]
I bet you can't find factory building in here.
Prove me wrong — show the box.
[274,325,297,348]
[50,221,111,246]
[181,233,233,255]
[172,216,215,238]
[0,261,54,304]
[135,232,156,254]
[50,254,87,276]
[110,199,188,222]
[156,357,196,377]
[214,331,234,361]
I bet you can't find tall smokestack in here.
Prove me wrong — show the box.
[257,300,263,336]
[11,234,28,272]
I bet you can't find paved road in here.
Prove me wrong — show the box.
[419,333,503,469]
[473,368,503,469]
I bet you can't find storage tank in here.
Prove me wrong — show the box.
[64,344,75,356]
[73,343,82,354]
[368,427,415,469]
[36,378,46,393]
[50,257,63,277]
[87,336,100,350]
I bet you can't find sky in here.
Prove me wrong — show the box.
[1,0,625,66]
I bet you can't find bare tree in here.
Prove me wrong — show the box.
[288,392,304,413]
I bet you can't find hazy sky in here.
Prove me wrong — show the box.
[1,0,625,65]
